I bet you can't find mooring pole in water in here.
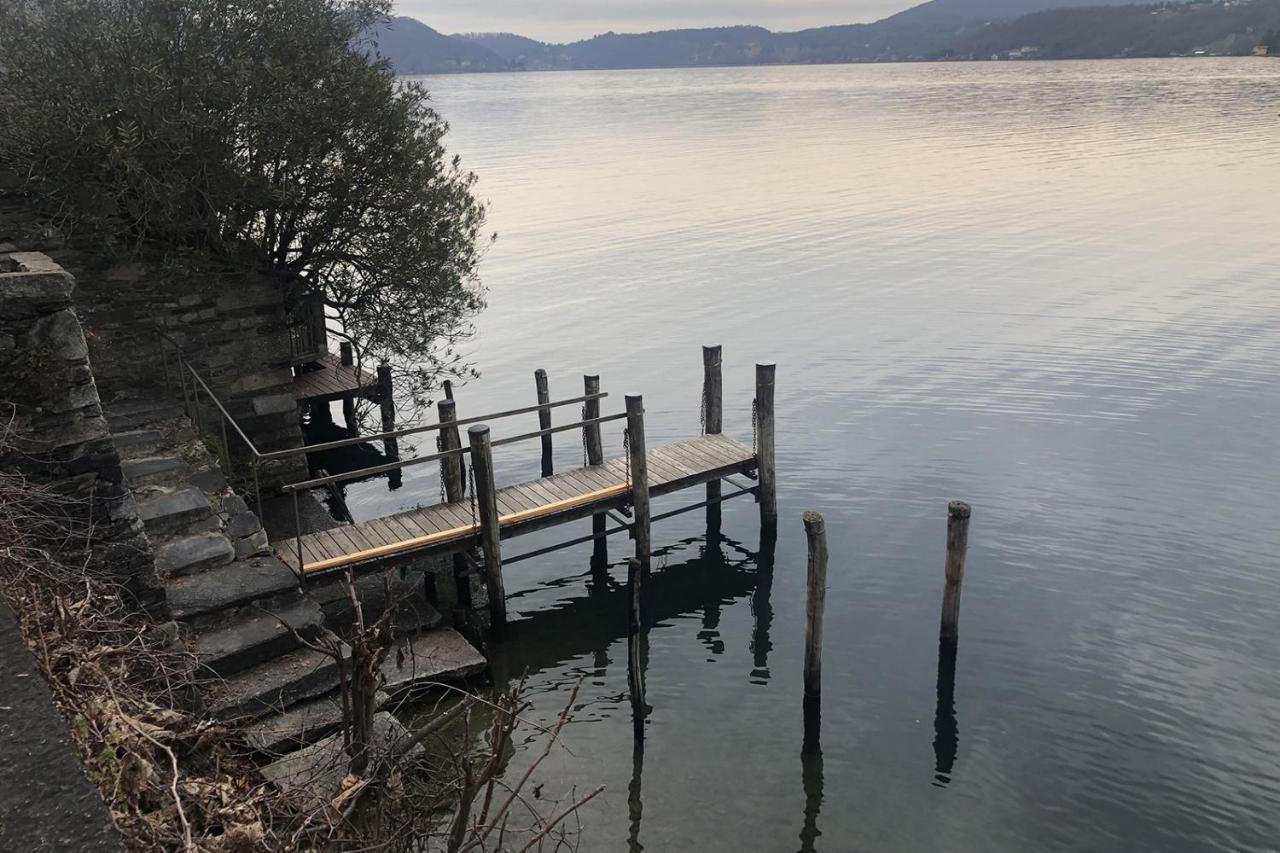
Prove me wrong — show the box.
[535,368,553,477]
[628,556,647,732]
[377,363,399,460]
[803,511,827,753]
[756,363,778,531]
[468,425,505,627]
[339,343,358,435]
[703,345,724,535]
[438,400,471,608]
[940,501,971,642]
[584,375,608,567]
[626,394,652,572]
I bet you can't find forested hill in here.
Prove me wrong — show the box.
[367,0,1280,73]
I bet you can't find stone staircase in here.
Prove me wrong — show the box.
[101,393,486,766]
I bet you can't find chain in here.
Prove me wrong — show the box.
[468,465,477,527]
[752,398,759,454]
[623,427,632,497]
[436,433,446,504]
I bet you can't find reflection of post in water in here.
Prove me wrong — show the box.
[627,555,650,850]
[933,636,959,787]
[799,712,824,853]
[627,729,645,853]
[750,526,775,681]
[698,530,726,656]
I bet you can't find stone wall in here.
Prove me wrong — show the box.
[0,252,165,612]
[0,197,308,487]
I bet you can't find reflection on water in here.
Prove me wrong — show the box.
[346,58,1280,851]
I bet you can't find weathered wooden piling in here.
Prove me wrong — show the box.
[535,368,553,477]
[756,363,777,529]
[442,379,454,401]
[940,500,971,642]
[802,511,827,700]
[703,345,723,534]
[437,400,465,502]
[377,363,398,460]
[802,511,826,756]
[625,395,652,571]
[628,556,647,726]
[468,425,505,625]
[584,375,607,565]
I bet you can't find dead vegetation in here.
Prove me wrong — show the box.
[0,417,601,851]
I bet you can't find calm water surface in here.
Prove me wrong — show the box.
[356,59,1280,851]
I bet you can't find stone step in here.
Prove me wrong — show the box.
[261,712,424,810]
[137,486,216,539]
[155,531,235,578]
[121,455,193,488]
[103,399,186,432]
[242,690,391,756]
[191,596,324,678]
[380,628,487,701]
[166,555,299,622]
[112,428,166,460]
[208,644,348,722]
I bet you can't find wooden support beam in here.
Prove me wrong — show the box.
[377,363,398,460]
[584,374,608,566]
[802,511,827,700]
[940,501,971,642]
[535,369,553,477]
[703,345,723,535]
[626,394,652,571]
[438,400,465,502]
[756,362,777,530]
[469,425,505,626]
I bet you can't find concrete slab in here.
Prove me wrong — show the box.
[154,531,235,578]
[191,597,323,677]
[166,555,299,621]
[380,629,486,700]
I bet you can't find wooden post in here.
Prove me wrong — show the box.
[442,379,454,401]
[339,341,353,366]
[584,375,607,566]
[625,395,651,572]
[340,340,356,434]
[940,501,971,642]
[438,400,465,502]
[702,345,723,532]
[535,368,553,477]
[756,363,777,530]
[377,363,398,460]
[468,425,505,626]
[802,512,827,700]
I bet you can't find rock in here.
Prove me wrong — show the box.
[166,555,299,621]
[226,510,261,539]
[121,455,192,488]
[242,691,391,755]
[208,644,348,721]
[190,597,324,677]
[28,309,88,361]
[155,532,235,578]
[137,486,213,538]
[234,528,270,560]
[260,712,424,809]
[379,629,487,700]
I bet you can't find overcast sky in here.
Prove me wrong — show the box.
[394,1,914,43]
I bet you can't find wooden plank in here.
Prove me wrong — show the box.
[654,447,699,479]
[523,480,562,508]
[549,469,597,498]
[358,518,398,548]
[576,466,618,492]
[535,475,581,503]
[664,442,721,476]
[498,485,541,513]
[494,492,523,517]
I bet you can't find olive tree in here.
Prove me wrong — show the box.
[0,0,489,401]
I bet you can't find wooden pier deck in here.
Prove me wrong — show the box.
[278,434,756,575]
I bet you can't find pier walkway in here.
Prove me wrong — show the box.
[278,433,756,575]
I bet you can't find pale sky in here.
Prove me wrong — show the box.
[394,1,914,43]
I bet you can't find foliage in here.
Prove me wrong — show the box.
[0,0,490,400]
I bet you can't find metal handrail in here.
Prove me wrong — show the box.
[258,392,609,461]
[157,330,267,515]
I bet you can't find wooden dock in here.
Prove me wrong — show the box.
[275,348,778,628]
[278,434,756,574]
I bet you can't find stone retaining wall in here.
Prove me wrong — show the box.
[0,252,165,612]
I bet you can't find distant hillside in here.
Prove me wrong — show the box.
[956,0,1280,59]
[364,17,507,73]
[375,0,1280,73]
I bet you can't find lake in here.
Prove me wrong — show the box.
[353,59,1280,851]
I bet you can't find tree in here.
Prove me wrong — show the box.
[0,0,489,401]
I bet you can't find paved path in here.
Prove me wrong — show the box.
[0,604,121,851]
